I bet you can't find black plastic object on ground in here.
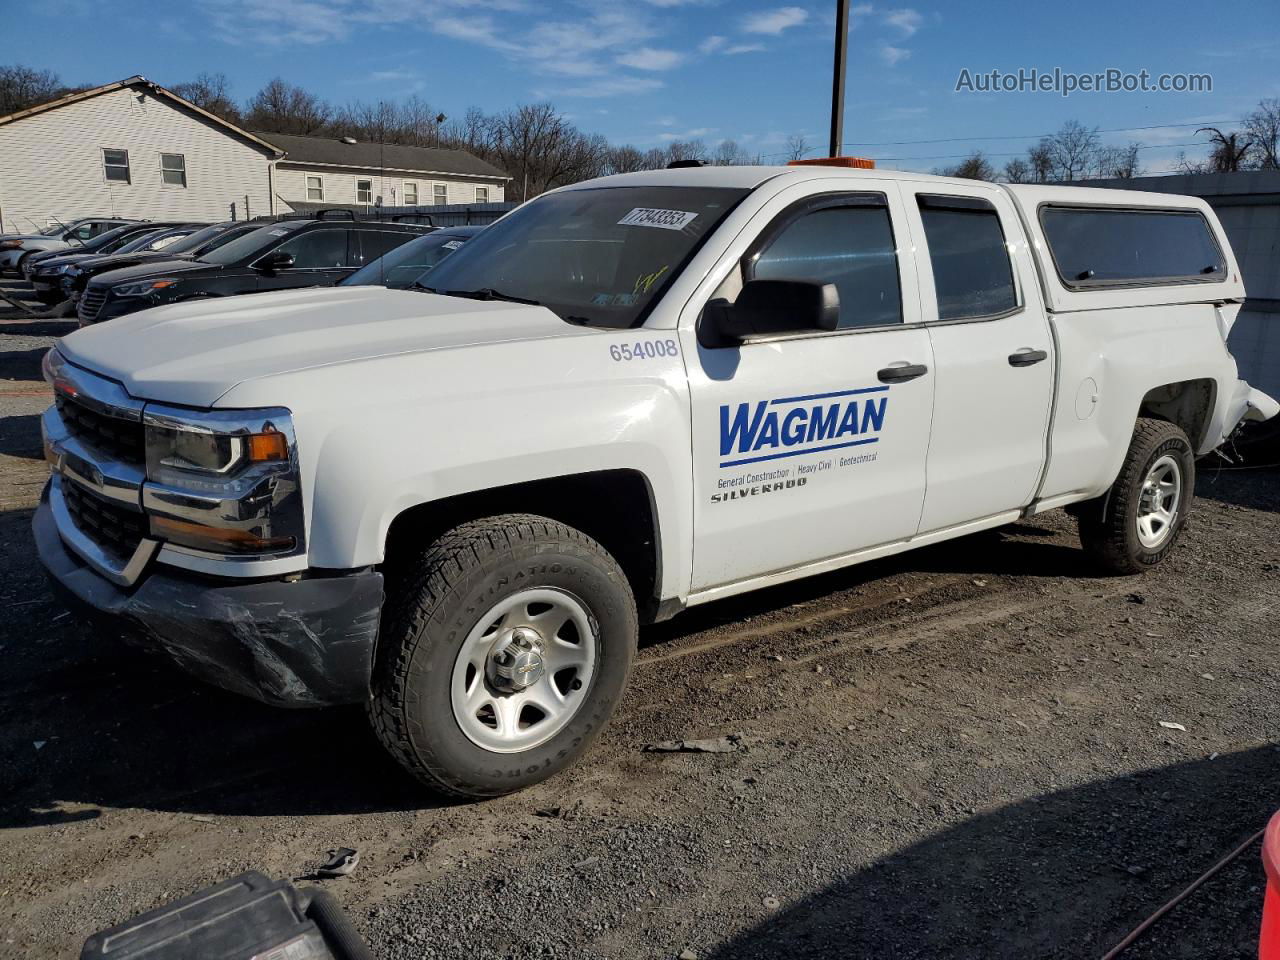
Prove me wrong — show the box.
[79,871,375,960]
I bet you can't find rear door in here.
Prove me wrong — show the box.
[897,182,1055,533]
[354,228,417,267]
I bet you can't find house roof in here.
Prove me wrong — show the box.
[260,131,510,181]
[0,76,283,157]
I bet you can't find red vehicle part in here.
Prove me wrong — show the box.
[1261,811,1280,959]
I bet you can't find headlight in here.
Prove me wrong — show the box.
[0,239,23,250]
[114,278,178,298]
[55,264,74,275]
[141,405,303,557]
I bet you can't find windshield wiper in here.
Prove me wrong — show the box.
[439,287,542,306]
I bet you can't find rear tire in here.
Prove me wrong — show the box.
[369,514,637,798]
[1078,418,1195,574]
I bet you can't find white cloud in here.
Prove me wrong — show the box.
[743,6,808,35]
[533,76,665,99]
[616,47,684,71]
[658,127,713,140]
[883,8,922,36]
[724,43,766,54]
[879,43,911,65]
[699,34,727,54]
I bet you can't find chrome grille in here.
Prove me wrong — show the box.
[55,393,145,464]
[78,285,107,323]
[62,479,147,561]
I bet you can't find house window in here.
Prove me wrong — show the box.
[160,153,187,187]
[306,175,324,201]
[103,148,130,183]
[434,184,447,205]
[357,179,373,204]
[403,182,419,205]
[475,185,489,203]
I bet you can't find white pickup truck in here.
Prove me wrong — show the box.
[35,164,1278,797]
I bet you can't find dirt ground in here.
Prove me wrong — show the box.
[1,292,1277,959]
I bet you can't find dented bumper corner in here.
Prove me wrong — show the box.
[1221,379,1280,446]
[33,491,382,708]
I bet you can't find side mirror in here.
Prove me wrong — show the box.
[257,251,295,273]
[701,279,840,347]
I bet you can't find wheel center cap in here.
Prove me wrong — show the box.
[489,626,546,692]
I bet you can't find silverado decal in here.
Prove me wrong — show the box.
[718,386,889,468]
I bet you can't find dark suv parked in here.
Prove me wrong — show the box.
[54,221,263,305]
[29,223,206,304]
[22,222,164,288]
[78,213,430,325]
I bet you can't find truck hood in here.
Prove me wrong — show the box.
[57,285,594,407]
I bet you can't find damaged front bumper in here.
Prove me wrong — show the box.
[33,486,383,708]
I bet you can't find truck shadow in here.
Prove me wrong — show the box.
[1195,464,1280,513]
[0,412,44,459]
[703,746,1277,960]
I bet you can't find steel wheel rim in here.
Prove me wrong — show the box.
[450,588,598,754]
[1136,454,1182,549]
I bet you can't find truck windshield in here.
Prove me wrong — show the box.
[422,186,748,327]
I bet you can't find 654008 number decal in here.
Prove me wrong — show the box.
[610,340,679,362]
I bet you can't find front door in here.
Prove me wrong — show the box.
[683,189,936,593]
[257,227,356,291]
[897,183,1055,533]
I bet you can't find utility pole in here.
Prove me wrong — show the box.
[829,0,850,158]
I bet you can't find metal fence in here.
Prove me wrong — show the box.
[279,200,515,226]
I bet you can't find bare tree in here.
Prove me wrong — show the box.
[1002,157,1031,183]
[1243,100,1280,169]
[1173,150,1210,175]
[936,151,994,181]
[785,133,811,162]
[1092,143,1142,179]
[171,72,240,122]
[244,77,332,135]
[641,147,669,170]
[1197,127,1252,172]
[711,139,749,166]
[666,139,709,164]
[1027,141,1054,183]
[1045,120,1100,181]
[605,145,646,174]
[0,64,71,114]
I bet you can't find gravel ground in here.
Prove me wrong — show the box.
[0,299,1277,959]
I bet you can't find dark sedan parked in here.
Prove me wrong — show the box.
[55,221,263,304]
[79,214,430,325]
[21,221,165,287]
[29,223,206,304]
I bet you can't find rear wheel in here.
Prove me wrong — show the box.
[1078,418,1195,574]
[369,514,637,798]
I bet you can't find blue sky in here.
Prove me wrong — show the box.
[13,0,1280,174]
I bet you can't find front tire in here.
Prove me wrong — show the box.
[1078,418,1195,574]
[370,514,637,798]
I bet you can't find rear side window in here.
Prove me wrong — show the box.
[357,230,414,264]
[750,199,902,329]
[918,196,1017,321]
[1040,206,1225,287]
[272,228,350,268]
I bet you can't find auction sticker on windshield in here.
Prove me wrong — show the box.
[618,208,699,230]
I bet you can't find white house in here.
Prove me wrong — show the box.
[0,76,281,232]
[0,76,511,234]
[264,131,509,213]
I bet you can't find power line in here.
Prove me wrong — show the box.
[835,118,1246,149]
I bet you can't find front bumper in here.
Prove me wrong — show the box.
[34,488,384,707]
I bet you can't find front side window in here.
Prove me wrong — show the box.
[357,179,373,204]
[103,149,130,183]
[270,228,350,268]
[434,183,447,205]
[160,153,187,187]
[476,186,490,203]
[424,185,747,327]
[403,181,418,205]
[749,199,902,329]
[199,222,306,265]
[1040,206,1225,287]
[918,196,1018,321]
[306,175,324,201]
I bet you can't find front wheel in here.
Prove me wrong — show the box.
[369,514,637,798]
[1078,418,1195,574]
